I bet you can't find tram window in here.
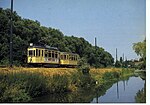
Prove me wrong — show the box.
[49,52,51,57]
[45,53,47,57]
[45,50,47,53]
[33,50,35,56]
[70,57,72,60]
[61,55,63,59]
[36,49,38,56]
[70,56,72,60]
[45,50,47,57]
[58,53,59,58]
[55,52,58,58]
[38,50,40,56]
[29,50,33,56]
[64,55,66,60]
[66,55,68,60]
[52,51,54,58]
[42,50,44,57]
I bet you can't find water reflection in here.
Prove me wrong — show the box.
[117,81,119,99]
[31,76,145,103]
[92,76,145,103]
[123,80,125,91]
[116,79,126,100]
[96,91,98,103]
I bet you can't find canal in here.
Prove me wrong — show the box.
[91,76,145,103]
[31,76,145,103]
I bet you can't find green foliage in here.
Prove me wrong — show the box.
[133,39,146,59]
[0,84,31,102]
[0,70,78,102]
[135,86,146,103]
[0,71,48,101]
[115,60,121,67]
[133,39,146,69]
[77,58,90,74]
[0,67,136,102]
[0,8,114,67]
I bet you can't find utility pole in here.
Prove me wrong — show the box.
[123,53,124,62]
[122,53,124,67]
[125,56,127,61]
[95,37,97,55]
[10,0,13,67]
[125,56,128,68]
[95,37,97,49]
[116,48,118,62]
[95,37,97,69]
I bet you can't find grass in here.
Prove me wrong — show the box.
[0,67,134,102]
[90,68,122,84]
[0,67,77,102]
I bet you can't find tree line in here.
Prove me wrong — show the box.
[0,8,114,67]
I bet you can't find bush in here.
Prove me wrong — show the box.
[77,58,90,75]
[0,84,31,102]
[135,88,146,103]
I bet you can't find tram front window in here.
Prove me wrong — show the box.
[28,50,33,56]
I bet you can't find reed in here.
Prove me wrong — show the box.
[0,67,134,102]
[0,67,77,102]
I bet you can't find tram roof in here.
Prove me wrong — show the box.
[60,52,78,55]
[28,45,58,51]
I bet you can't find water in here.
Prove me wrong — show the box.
[91,76,145,103]
[31,76,145,103]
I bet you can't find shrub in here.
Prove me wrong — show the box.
[77,58,90,75]
[135,88,146,103]
[0,84,31,102]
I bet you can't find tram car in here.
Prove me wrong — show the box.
[27,43,79,67]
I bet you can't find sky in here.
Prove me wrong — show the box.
[0,0,146,60]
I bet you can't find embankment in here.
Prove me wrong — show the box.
[0,67,134,102]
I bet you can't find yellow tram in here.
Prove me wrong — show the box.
[27,44,79,67]
[60,52,79,66]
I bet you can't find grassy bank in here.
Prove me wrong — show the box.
[0,67,134,102]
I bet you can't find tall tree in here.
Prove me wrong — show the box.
[0,8,114,67]
[133,39,146,69]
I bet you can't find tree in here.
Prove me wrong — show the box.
[0,8,114,67]
[115,60,121,68]
[133,39,146,59]
[133,39,146,69]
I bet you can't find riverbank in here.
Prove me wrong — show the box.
[0,67,134,102]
